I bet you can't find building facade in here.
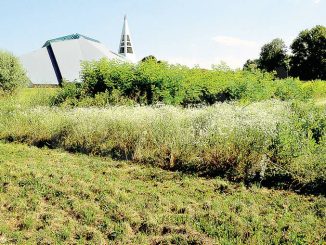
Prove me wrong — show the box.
[21,16,135,85]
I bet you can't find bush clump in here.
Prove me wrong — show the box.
[0,50,29,94]
[52,59,321,107]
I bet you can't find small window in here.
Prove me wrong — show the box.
[122,36,125,41]
[127,36,130,41]
[120,47,124,53]
[127,47,133,53]
[127,42,132,46]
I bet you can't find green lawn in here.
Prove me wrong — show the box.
[0,142,325,244]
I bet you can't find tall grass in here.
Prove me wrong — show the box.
[0,100,324,193]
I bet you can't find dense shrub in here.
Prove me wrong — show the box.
[301,80,326,99]
[0,100,324,194]
[0,50,29,94]
[52,59,320,107]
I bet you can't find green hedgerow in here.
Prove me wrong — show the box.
[50,58,324,107]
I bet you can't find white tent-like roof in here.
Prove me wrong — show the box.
[20,34,126,85]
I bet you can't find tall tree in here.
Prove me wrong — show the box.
[290,25,326,80]
[258,38,289,76]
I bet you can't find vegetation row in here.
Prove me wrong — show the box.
[50,58,326,107]
[0,100,325,195]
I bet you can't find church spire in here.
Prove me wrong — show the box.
[118,15,136,62]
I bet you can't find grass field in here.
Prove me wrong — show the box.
[0,87,325,244]
[0,142,325,244]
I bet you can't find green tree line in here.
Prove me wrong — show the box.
[244,25,326,80]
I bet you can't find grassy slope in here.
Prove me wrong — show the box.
[0,143,325,244]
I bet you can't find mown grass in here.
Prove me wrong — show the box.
[0,142,325,244]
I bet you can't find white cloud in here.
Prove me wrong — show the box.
[313,0,321,4]
[212,36,258,48]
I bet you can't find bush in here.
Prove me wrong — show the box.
[301,80,326,99]
[52,59,324,107]
[0,50,29,94]
[50,81,83,106]
[51,81,135,107]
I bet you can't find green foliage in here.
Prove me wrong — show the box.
[141,55,158,63]
[0,100,324,194]
[243,59,259,71]
[258,38,289,74]
[302,80,326,99]
[53,59,322,107]
[246,25,325,80]
[0,50,29,94]
[290,25,326,80]
[0,143,324,244]
[50,81,83,106]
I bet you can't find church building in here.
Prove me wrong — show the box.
[20,16,135,86]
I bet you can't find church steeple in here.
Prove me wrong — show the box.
[118,15,136,62]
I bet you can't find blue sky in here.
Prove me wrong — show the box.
[0,0,325,68]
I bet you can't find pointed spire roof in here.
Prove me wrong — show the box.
[118,15,136,62]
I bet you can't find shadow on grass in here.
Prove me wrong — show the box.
[3,137,325,197]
